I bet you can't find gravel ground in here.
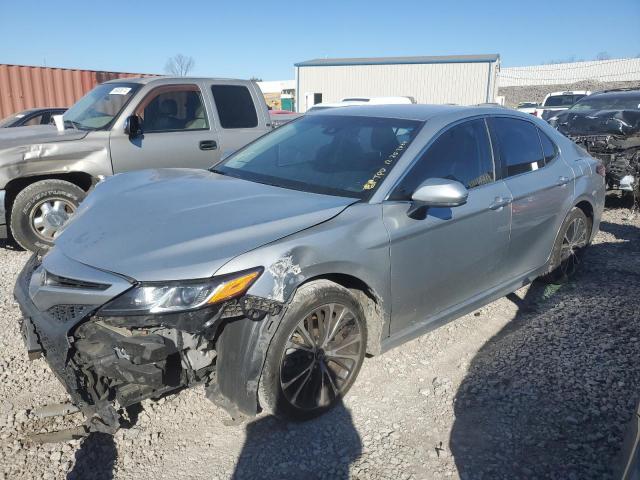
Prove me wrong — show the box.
[0,204,638,479]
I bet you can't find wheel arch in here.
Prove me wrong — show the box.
[4,172,96,214]
[294,273,386,356]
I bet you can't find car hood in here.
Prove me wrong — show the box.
[555,109,640,137]
[0,125,88,150]
[55,169,357,281]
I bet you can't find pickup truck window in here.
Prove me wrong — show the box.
[136,85,209,133]
[64,82,141,130]
[211,85,258,129]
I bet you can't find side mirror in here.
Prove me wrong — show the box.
[124,115,144,138]
[408,178,468,216]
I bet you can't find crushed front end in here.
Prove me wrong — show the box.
[556,108,640,195]
[14,249,283,434]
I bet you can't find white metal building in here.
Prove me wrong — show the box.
[294,54,500,112]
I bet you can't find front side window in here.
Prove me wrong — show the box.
[214,115,422,199]
[64,82,140,130]
[211,85,258,129]
[390,119,494,200]
[137,85,209,133]
[22,114,46,126]
[489,117,544,177]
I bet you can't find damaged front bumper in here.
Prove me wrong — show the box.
[571,135,640,192]
[14,251,285,432]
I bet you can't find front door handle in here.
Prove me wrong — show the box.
[199,140,218,151]
[489,196,512,210]
[557,176,570,186]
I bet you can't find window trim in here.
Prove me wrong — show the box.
[385,115,497,201]
[210,84,259,130]
[134,84,211,134]
[536,127,559,165]
[487,115,551,181]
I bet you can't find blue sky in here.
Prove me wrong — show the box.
[1,0,639,80]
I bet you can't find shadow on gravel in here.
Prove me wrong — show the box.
[67,432,117,480]
[233,400,361,479]
[450,221,640,480]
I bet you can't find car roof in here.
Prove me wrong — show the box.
[308,103,526,122]
[103,76,250,85]
[589,89,640,98]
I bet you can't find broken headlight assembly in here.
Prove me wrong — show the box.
[98,268,262,315]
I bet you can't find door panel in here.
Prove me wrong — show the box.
[110,84,220,173]
[384,181,512,334]
[383,118,512,335]
[488,117,575,277]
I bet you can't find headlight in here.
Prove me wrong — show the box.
[98,268,262,315]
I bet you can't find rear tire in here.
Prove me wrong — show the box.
[540,207,592,284]
[259,280,367,421]
[9,179,85,252]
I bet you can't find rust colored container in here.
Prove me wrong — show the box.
[0,64,157,118]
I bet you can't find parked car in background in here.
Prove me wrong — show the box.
[549,88,640,196]
[516,102,539,115]
[14,105,605,434]
[308,96,415,111]
[0,107,67,128]
[534,91,590,122]
[0,76,272,251]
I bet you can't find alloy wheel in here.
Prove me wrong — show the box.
[29,197,76,241]
[559,215,588,277]
[279,303,364,411]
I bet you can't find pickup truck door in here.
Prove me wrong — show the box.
[109,83,221,173]
[206,80,272,159]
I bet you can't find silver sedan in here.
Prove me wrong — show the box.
[14,104,605,431]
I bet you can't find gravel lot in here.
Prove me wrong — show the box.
[0,204,638,479]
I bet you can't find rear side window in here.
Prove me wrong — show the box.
[211,85,258,129]
[490,117,544,177]
[390,118,494,200]
[538,129,558,163]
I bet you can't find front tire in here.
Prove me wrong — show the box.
[9,179,85,252]
[259,280,367,421]
[541,207,592,284]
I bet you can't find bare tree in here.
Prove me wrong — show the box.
[249,76,263,82]
[164,54,195,76]
[595,51,612,60]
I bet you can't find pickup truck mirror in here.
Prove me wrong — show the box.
[124,115,144,138]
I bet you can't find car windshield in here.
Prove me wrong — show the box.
[63,83,140,130]
[544,94,585,107]
[568,93,640,112]
[213,114,423,199]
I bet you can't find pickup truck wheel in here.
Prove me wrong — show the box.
[259,280,367,421]
[10,179,85,252]
[541,207,592,284]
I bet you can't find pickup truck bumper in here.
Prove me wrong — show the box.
[0,189,6,238]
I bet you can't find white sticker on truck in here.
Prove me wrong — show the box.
[109,87,132,95]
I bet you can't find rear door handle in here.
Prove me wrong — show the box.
[199,140,218,151]
[489,196,512,210]
[557,176,570,186]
